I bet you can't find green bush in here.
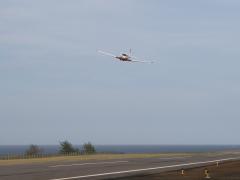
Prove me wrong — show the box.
[25,145,43,156]
[59,141,79,154]
[83,142,96,154]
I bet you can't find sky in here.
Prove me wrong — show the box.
[1,0,240,145]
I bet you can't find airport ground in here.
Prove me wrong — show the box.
[0,151,239,180]
[109,160,240,180]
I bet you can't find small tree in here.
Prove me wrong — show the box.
[83,142,96,154]
[59,141,79,154]
[25,145,42,156]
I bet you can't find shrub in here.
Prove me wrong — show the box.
[25,145,42,156]
[83,142,96,154]
[59,141,79,154]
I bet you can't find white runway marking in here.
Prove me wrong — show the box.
[49,160,129,168]
[49,157,239,180]
[158,157,188,160]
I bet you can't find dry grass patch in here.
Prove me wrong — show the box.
[0,153,191,166]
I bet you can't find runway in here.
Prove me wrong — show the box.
[0,153,239,180]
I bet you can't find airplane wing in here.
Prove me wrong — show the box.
[131,60,154,63]
[98,50,116,58]
[130,58,155,63]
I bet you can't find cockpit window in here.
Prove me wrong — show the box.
[122,54,127,56]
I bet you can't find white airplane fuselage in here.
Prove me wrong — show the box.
[98,50,153,63]
[116,54,131,61]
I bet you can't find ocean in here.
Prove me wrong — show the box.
[0,145,240,155]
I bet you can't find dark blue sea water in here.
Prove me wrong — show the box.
[0,145,240,155]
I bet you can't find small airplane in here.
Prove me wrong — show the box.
[98,49,154,63]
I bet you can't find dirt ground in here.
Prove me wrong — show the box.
[109,160,240,180]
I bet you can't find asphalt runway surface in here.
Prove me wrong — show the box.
[0,153,239,180]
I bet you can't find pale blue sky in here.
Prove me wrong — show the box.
[1,0,240,145]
